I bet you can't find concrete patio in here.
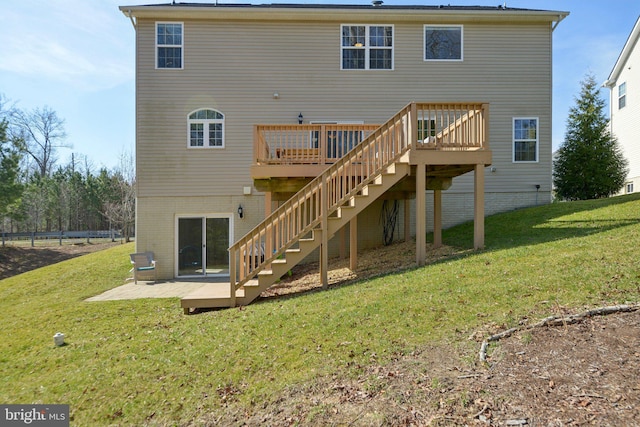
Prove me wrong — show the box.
[85,277,229,302]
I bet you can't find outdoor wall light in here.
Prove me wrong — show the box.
[273,92,279,99]
[298,112,304,124]
[237,205,244,219]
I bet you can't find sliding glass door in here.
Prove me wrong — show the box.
[177,216,230,277]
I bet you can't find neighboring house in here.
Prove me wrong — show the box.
[120,3,567,309]
[605,16,640,195]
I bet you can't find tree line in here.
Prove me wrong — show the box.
[0,94,134,240]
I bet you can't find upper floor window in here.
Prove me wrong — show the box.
[618,82,627,109]
[188,109,224,148]
[513,118,538,162]
[424,25,463,61]
[156,22,183,69]
[341,25,393,70]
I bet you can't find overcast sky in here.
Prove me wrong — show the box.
[1,0,638,170]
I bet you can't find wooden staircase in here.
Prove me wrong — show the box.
[181,102,489,311]
[237,161,411,305]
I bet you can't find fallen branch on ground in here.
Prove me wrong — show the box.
[478,304,640,362]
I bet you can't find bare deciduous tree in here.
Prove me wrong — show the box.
[103,150,136,242]
[11,106,70,177]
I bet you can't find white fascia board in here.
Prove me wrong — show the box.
[604,16,640,89]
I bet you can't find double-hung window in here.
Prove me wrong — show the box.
[513,118,538,162]
[156,22,183,69]
[424,25,463,61]
[618,82,627,109]
[188,109,224,148]
[341,25,393,70]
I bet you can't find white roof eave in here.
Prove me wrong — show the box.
[605,16,640,89]
[119,4,568,25]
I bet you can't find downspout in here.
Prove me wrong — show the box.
[126,9,136,30]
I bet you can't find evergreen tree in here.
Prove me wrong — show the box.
[0,120,23,217]
[553,74,628,200]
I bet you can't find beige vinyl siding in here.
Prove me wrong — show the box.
[136,194,264,278]
[136,17,553,199]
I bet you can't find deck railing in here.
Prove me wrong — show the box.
[231,102,489,303]
[254,103,488,167]
[414,103,489,150]
[255,124,380,165]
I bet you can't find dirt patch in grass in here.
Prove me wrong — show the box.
[0,241,122,280]
[214,309,640,426]
[212,241,640,426]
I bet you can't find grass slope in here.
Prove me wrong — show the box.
[1,194,639,425]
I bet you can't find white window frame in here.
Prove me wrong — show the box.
[187,109,225,149]
[618,82,627,109]
[156,22,184,69]
[626,182,634,194]
[340,24,394,71]
[512,117,539,163]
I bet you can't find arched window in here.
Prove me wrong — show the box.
[187,109,225,148]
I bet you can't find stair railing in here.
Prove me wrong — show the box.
[229,102,488,304]
[228,103,418,298]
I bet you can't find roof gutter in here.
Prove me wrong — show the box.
[120,4,569,24]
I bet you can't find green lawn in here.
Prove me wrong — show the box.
[1,194,639,425]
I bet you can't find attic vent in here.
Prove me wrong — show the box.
[372,0,383,6]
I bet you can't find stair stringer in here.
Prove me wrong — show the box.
[237,161,412,304]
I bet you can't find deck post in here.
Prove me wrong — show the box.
[404,199,411,242]
[339,227,347,259]
[320,178,328,289]
[474,164,485,250]
[264,192,273,258]
[229,250,237,307]
[433,190,442,248]
[416,164,426,266]
[320,125,327,164]
[264,191,272,217]
[349,217,357,270]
